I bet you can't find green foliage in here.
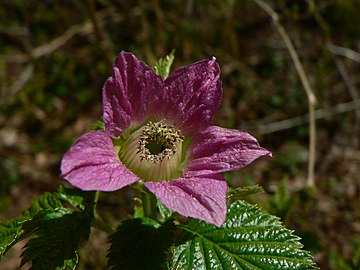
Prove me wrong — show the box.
[0,192,64,257]
[273,141,308,174]
[21,212,90,270]
[153,50,175,80]
[55,185,88,210]
[352,238,360,269]
[268,178,296,223]
[91,120,105,131]
[55,185,97,218]
[172,200,317,270]
[0,188,318,270]
[0,187,95,269]
[108,218,175,270]
[328,237,360,270]
[0,158,20,193]
[157,200,174,222]
[227,184,264,200]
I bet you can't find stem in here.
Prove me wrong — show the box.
[141,191,158,220]
[89,190,115,234]
[91,216,115,234]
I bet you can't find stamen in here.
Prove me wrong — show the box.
[120,121,184,181]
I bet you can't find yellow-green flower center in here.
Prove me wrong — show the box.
[120,121,184,181]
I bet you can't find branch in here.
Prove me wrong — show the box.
[253,0,317,188]
[310,0,360,148]
[0,10,113,63]
[251,99,360,134]
[327,43,360,63]
[327,44,360,147]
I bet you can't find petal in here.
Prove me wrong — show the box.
[145,174,227,226]
[162,57,222,136]
[108,51,165,128]
[184,126,272,177]
[103,66,132,137]
[61,130,140,191]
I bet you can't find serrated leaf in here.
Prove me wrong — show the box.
[28,192,63,214]
[153,50,175,80]
[0,192,64,258]
[227,185,264,200]
[55,185,97,218]
[55,185,86,210]
[157,199,174,222]
[172,200,317,270]
[108,218,175,270]
[21,212,90,270]
[58,256,79,270]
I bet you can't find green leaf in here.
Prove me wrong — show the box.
[108,218,175,270]
[21,212,91,270]
[172,200,317,270]
[0,192,64,258]
[91,119,105,130]
[269,178,296,223]
[153,50,175,80]
[55,185,97,218]
[157,199,174,222]
[55,185,87,210]
[227,184,264,200]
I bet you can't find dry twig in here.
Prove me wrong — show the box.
[0,10,118,104]
[253,0,317,187]
[309,0,360,148]
[327,43,360,63]
[252,98,360,134]
[0,10,113,63]
[327,44,360,147]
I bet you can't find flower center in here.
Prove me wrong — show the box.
[120,121,184,181]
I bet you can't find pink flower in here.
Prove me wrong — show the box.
[60,51,271,226]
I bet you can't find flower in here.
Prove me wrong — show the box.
[60,51,271,226]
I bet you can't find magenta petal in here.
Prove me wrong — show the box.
[103,66,132,137]
[111,51,165,126]
[145,175,227,226]
[162,57,222,136]
[60,130,140,191]
[185,126,272,177]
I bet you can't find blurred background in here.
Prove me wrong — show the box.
[0,0,359,269]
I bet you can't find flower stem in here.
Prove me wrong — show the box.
[89,191,115,234]
[91,216,115,235]
[141,191,158,220]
